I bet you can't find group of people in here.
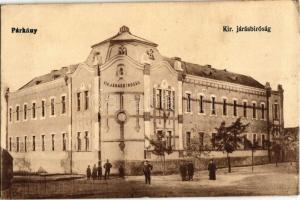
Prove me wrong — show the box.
[86,159,217,183]
[86,159,113,180]
[179,160,195,181]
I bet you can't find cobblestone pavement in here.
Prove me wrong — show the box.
[6,162,299,199]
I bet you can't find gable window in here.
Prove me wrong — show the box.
[42,100,45,117]
[233,100,237,117]
[252,102,257,119]
[223,98,227,116]
[32,102,36,119]
[199,95,204,113]
[62,133,67,151]
[211,96,216,115]
[186,93,191,112]
[24,104,27,120]
[84,91,89,110]
[42,135,45,151]
[51,134,55,151]
[50,98,55,116]
[61,96,66,114]
[9,108,12,122]
[77,92,81,111]
[16,106,20,121]
[261,103,265,119]
[32,136,36,151]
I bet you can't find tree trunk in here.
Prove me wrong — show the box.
[227,152,231,173]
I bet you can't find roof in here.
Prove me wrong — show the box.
[163,57,265,89]
[18,64,78,90]
[91,26,158,48]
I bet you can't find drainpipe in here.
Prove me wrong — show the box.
[265,82,271,163]
[5,88,9,149]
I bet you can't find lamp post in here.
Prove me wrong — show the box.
[5,88,9,149]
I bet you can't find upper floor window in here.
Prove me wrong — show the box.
[50,98,55,116]
[274,103,279,120]
[211,96,216,115]
[156,89,162,109]
[243,101,247,117]
[41,100,46,117]
[186,93,191,112]
[84,91,89,110]
[166,90,172,110]
[23,104,27,120]
[261,103,265,120]
[9,108,12,122]
[61,96,66,114]
[233,100,237,117]
[77,92,81,111]
[199,95,204,113]
[252,102,257,119]
[16,106,20,121]
[32,102,36,119]
[223,98,227,116]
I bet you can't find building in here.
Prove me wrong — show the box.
[5,26,284,174]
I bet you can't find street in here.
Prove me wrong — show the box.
[8,162,299,198]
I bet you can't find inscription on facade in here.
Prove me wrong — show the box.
[103,81,141,87]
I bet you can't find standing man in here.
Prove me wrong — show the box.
[103,159,112,180]
[187,161,194,181]
[92,164,97,180]
[97,162,102,180]
[86,165,91,180]
[143,160,153,185]
[208,159,217,180]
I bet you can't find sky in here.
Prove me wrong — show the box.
[1,1,299,141]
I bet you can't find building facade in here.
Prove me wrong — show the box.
[6,26,284,174]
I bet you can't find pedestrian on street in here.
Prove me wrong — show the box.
[92,164,97,180]
[208,159,217,180]
[187,161,194,181]
[97,162,102,180]
[119,164,125,179]
[143,160,153,184]
[179,161,186,181]
[86,165,91,180]
[103,159,112,180]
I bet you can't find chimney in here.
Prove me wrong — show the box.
[174,57,183,71]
